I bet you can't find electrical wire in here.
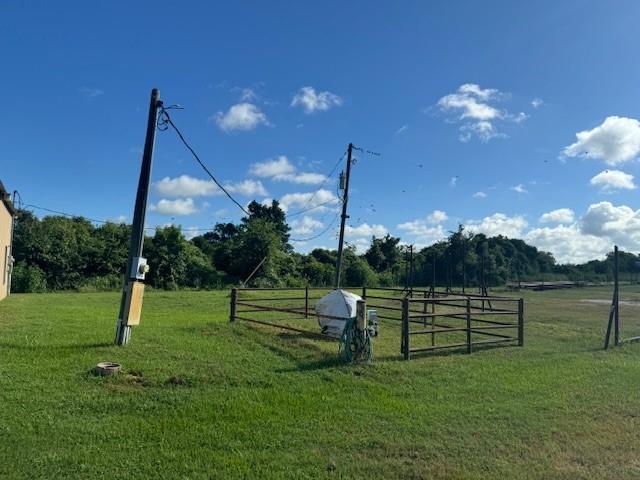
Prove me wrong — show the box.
[22,203,112,224]
[289,211,341,242]
[286,150,346,218]
[158,106,250,216]
[285,198,339,218]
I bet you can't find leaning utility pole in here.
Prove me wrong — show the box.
[335,142,353,288]
[115,88,162,346]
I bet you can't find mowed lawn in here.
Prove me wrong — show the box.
[1,287,640,479]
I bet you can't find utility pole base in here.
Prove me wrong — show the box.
[115,321,131,346]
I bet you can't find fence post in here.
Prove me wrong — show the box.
[305,285,309,318]
[362,286,367,300]
[402,296,410,360]
[614,246,620,346]
[423,290,428,327]
[518,298,524,346]
[466,298,472,354]
[230,288,237,322]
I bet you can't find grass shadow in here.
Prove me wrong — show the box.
[0,341,114,352]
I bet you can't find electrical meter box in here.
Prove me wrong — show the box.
[367,309,378,337]
[131,257,149,280]
[123,281,145,326]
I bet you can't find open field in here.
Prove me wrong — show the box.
[2,286,640,479]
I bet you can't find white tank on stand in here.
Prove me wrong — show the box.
[315,289,362,338]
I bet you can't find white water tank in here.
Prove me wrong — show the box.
[315,289,362,338]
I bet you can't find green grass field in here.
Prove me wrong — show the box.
[1,286,640,479]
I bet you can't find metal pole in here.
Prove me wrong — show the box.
[304,285,309,318]
[115,88,162,346]
[230,287,237,322]
[614,246,620,346]
[335,143,353,288]
[466,298,472,354]
[462,242,466,294]
[518,298,524,347]
[409,245,415,297]
[402,296,410,360]
[431,252,436,296]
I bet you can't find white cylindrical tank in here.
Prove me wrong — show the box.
[315,289,362,338]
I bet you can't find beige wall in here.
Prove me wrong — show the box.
[0,205,12,301]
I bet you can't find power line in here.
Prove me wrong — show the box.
[289,211,341,242]
[287,150,346,217]
[158,106,250,216]
[23,203,112,224]
[285,198,339,218]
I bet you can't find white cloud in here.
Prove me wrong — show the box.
[291,86,342,114]
[150,198,198,216]
[590,169,636,192]
[225,179,269,197]
[250,156,327,185]
[539,208,575,224]
[459,121,504,142]
[510,184,528,194]
[290,216,324,235]
[580,201,640,249]
[427,210,448,223]
[450,176,458,187]
[396,125,409,134]
[397,221,447,243]
[531,98,544,108]
[473,191,487,198]
[155,175,267,198]
[396,210,448,243]
[466,213,528,238]
[345,223,388,238]
[525,225,610,264]
[563,116,640,166]
[155,175,219,197]
[437,83,524,142]
[250,156,295,177]
[79,87,104,97]
[213,103,269,132]
[238,88,257,101]
[279,189,340,213]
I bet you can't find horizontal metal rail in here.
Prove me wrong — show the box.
[236,301,348,321]
[408,337,517,354]
[234,315,336,340]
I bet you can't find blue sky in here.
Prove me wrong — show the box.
[2,1,640,263]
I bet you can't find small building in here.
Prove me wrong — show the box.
[0,181,15,300]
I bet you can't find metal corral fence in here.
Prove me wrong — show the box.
[230,286,356,340]
[229,286,524,360]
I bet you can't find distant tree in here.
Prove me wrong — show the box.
[365,235,401,272]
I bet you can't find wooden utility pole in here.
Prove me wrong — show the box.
[335,142,353,288]
[115,88,162,346]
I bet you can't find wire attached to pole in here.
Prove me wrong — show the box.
[158,106,250,216]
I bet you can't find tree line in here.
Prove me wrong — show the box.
[9,201,637,293]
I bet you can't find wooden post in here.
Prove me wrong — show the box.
[230,288,237,322]
[518,298,524,347]
[304,285,309,318]
[362,286,367,300]
[402,296,410,360]
[466,298,472,354]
